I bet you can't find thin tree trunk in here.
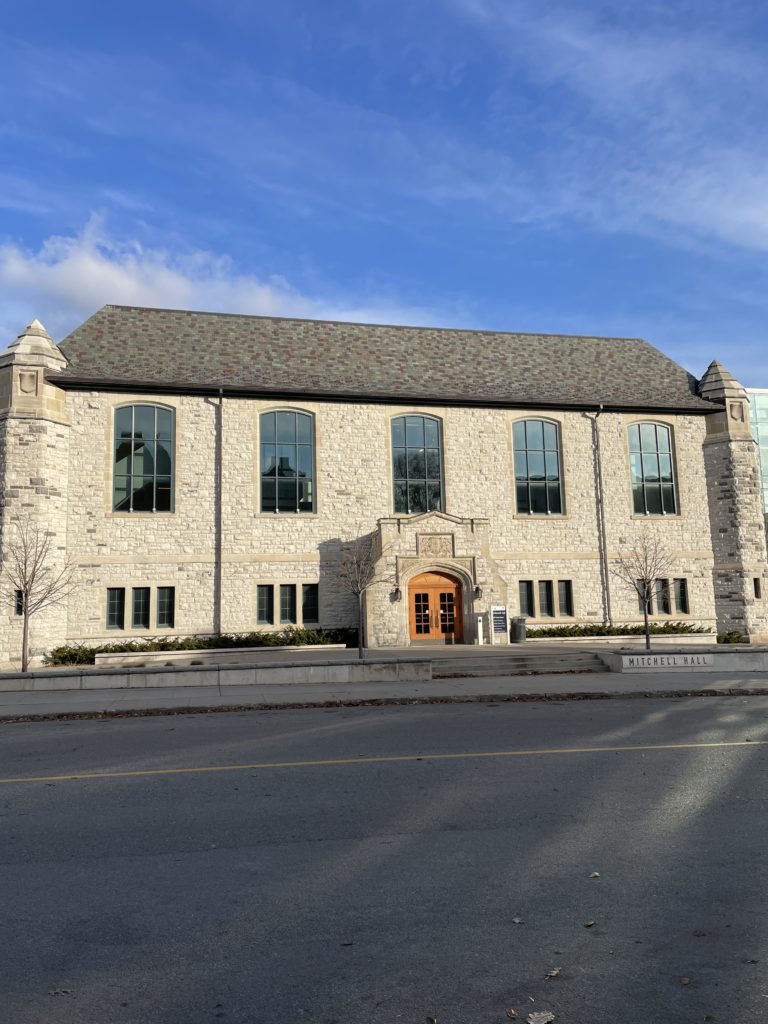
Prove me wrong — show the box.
[358,592,364,661]
[21,609,30,672]
[643,604,650,652]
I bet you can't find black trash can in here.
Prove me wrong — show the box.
[510,616,527,643]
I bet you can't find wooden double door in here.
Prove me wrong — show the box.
[408,571,463,644]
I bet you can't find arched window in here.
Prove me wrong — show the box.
[113,404,174,512]
[260,410,315,513]
[391,415,443,514]
[629,422,677,515]
[513,419,563,514]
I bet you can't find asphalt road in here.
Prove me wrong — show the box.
[3,697,768,1024]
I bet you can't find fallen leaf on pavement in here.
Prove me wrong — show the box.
[584,920,595,928]
[590,872,601,878]
[743,959,759,964]
[512,917,524,924]
[426,1016,437,1024]
[544,967,561,979]
[703,1014,715,1021]
[340,940,353,946]
[680,977,691,986]
[506,1011,518,1020]
[48,990,73,997]
[692,930,707,937]
[527,1013,555,1024]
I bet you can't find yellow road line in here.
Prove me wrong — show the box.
[0,738,766,785]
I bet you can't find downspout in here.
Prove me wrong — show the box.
[213,387,224,635]
[592,404,613,626]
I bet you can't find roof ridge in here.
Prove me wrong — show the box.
[99,304,646,344]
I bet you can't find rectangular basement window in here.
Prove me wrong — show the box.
[132,587,150,629]
[106,587,125,629]
[674,579,690,614]
[257,585,274,625]
[557,580,574,617]
[518,580,534,618]
[538,580,555,617]
[280,584,297,624]
[302,583,319,624]
[157,587,175,628]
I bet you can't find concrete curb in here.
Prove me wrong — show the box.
[3,686,768,723]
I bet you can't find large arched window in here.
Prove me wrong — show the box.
[113,404,174,512]
[391,415,443,514]
[513,419,563,514]
[629,422,677,515]
[260,410,315,513]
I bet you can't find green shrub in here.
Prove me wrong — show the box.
[717,630,747,644]
[525,621,711,639]
[44,627,357,666]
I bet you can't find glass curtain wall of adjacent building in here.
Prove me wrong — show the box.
[747,389,768,538]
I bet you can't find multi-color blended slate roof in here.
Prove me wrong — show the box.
[56,304,715,412]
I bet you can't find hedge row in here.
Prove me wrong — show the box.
[43,627,358,666]
[525,622,711,638]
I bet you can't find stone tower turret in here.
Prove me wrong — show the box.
[700,360,768,642]
[0,321,71,666]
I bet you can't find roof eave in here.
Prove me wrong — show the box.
[45,372,723,414]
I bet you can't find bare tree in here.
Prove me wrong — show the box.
[332,532,395,659]
[3,514,77,671]
[611,531,675,651]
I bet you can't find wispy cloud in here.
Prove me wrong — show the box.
[439,0,768,250]
[0,217,455,345]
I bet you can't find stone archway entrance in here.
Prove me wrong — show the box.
[408,571,464,644]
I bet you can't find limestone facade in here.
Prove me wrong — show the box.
[0,319,766,663]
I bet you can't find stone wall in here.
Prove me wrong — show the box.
[9,389,719,659]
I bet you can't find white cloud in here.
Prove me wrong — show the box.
[0,217,453,345]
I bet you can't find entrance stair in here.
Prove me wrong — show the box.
[430,649,608,678]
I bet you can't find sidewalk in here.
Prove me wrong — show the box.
[3,668,768,719]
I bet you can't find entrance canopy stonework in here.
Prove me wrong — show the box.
[366,511,510,647]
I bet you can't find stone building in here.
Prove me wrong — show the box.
[0,305,766,664]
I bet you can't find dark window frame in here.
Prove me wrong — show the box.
[302,583,319,624]
[113,404,175,514]
[518,580,534,618]
[674,578,690,614]
[628,422,678,516]
[512,418,564,515]
[156,586,175,629]
[538,579,555,617]
[259,410,315,514]
[14,590,24,616]
[257,584,275,625]
[557,579,574,617]
[131,587,150,629]
[279,584,297,624]
[106,587,126,630]
[391,414,444,516]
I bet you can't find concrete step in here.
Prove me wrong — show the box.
[432,652,608,677]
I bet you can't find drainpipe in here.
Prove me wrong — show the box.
[213,388,224,635]
[591,404,613,626]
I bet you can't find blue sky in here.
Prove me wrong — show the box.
[2,0,768,384]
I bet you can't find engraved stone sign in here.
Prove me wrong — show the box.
[622,653,714,671]
[417,533,453,558]
[18,371,37,395]
[729,401,745,422]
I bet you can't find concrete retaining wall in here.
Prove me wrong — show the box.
[601,649,768,673]
[94,644,348,667]
[0,658,432,693]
